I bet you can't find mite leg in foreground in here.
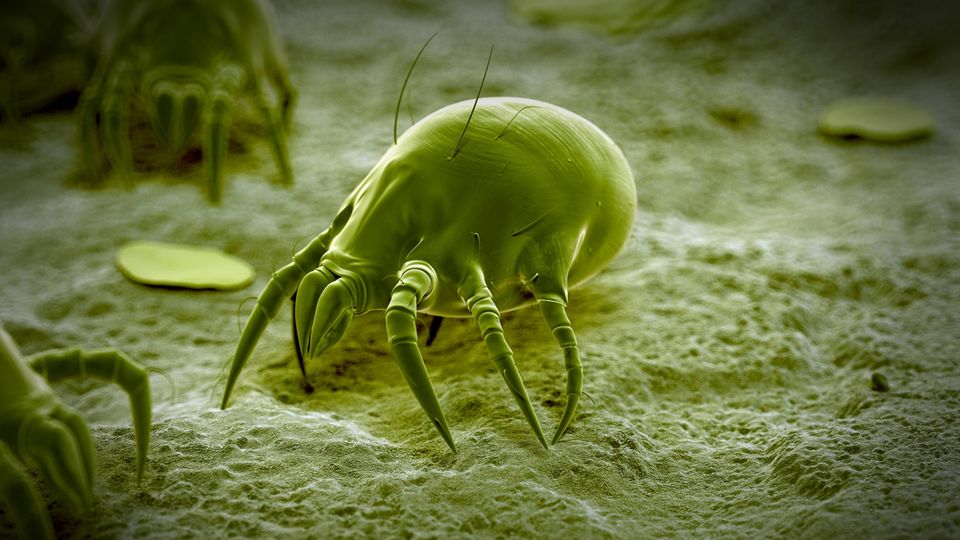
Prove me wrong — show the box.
[28,347,152,481]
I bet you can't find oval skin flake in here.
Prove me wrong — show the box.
[818,97,934,142]
[117,241,254,290]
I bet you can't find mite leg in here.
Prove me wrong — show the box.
[0,440,55,540]
[221,227,340,408]
[293,266,336,364]
[28,347,151,482]
[386,261,455,452]
[50,407,95,492]
[202,63,244,203]
[100,59,136,188]
[459,268,547,448]
[254,82,292,186]
[267,66,296,128]
[532,289,582,444]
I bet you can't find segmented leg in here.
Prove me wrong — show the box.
[100,59,136,187]
[535,295,582,444]
[221,226,342,408]
[0,440,54,540]
[203,63,244,203]
[254,82,292,186]
[386,261,455,452]
[28,347,151,482]
[268,67,296,128]
[459,268,547,448]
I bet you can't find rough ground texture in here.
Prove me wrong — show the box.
[1,0,959,537]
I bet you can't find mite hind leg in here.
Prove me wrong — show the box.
[528,276,582,444]
[459,266,547,448]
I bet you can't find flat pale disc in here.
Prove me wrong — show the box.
[818,97,934,142]
[117,241,254,290]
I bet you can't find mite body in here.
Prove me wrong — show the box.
[221,97,636,450]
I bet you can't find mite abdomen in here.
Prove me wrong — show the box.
[376,97,636,313]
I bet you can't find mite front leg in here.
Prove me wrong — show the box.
[0,440,54,540]
[459,267,547,448]
[221,227,341,408]
[386,261,455,452]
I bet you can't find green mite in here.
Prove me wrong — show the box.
[78,0,295,203]
[220,97,636,451]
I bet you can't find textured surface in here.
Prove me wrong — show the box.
[1,0,959,537]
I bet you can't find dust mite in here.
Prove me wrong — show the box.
[0,323,151,540]
[78,0,295,203]
[219,94,636,451]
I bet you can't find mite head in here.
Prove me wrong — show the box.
[139,62,245,202]
[291,262,376,365]
[144,67,206,155]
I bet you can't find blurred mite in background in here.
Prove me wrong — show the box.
[0,0,295,202]
[78,0,296,203]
